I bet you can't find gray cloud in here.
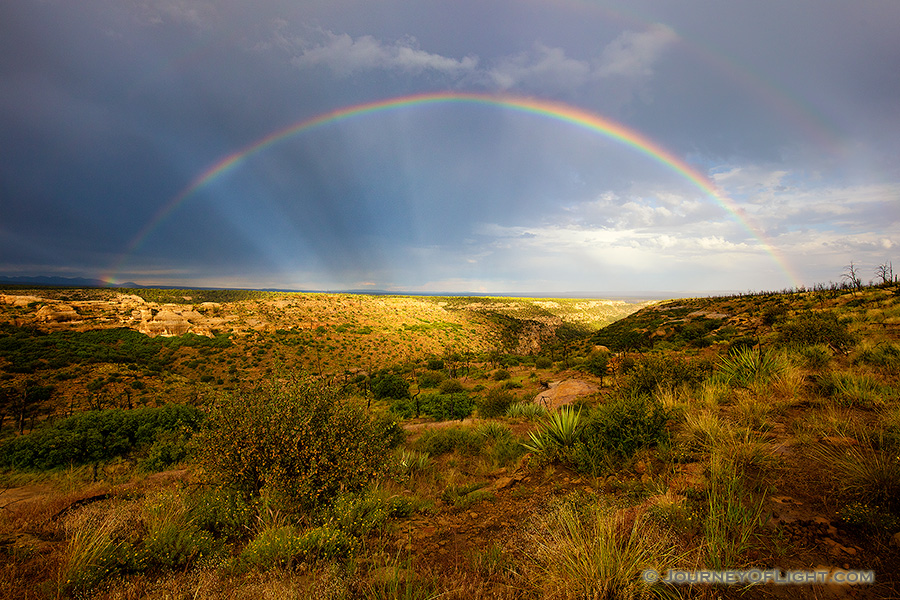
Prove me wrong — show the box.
[289,31,478,76]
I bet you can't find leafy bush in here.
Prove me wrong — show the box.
[0,403,203,470]
[195,376,392,512]
[373,373,410,400]
[390,392,473,421]
[581,350,610,379]
[492,369,510,381]
[414,426,484,456]
[439,378,465,394]
[426,358,445,371]
[417,371,445,389]
[535,356,553,369]
[617,354,709,397]
[572,395,671,475]
[777,311,855,351]
[478,388,516,418]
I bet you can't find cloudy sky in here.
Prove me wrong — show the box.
[2,0,898,294]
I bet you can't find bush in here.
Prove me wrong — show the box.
[373,373,410,400]
[414,426,484,456]
[426,358,445,371]
[417,371,445,389]
[390,392,473,421]
[492,369,511,381]
[535,357,553,369]
[195,376,392,512]
[0,403,203,470]
[617,354,709,397]
[777,311,855,351]
[572,395,671,475]
[439,379,465,394]
[478,388,516,418]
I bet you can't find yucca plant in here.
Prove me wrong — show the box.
[506,401,550,420]
[715,347,785,388]
[522,406,582,459]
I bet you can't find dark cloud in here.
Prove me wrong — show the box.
[1,0,897,292]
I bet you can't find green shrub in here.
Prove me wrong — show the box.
[439,379,465,394]
[390,392,473,421]
[0,403,203,470]
[777,311,855,351]
[138,428,194,471]
[617,354,708,397]
[535,357,553,369]
[414,426,484,456]
[426,358,445,371]
[417,371,445,388]
[492,369,511,381]
[195,376,391,513]
[373,373,410,400]
[571,395,671,476]
[478,388,516,418]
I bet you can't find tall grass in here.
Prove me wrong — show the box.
[813,438,900,513]
[55,506,129,598]
[525,498,680,599]
[702,453,767,570]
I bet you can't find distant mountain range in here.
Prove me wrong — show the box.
[0,276,141,288]
[0,275,716,300]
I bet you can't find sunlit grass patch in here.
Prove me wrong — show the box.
[701,452,767,570]
[55,505,131,598]
[814,370,888,407]
[812,437,900,515]
[524,496,681,599]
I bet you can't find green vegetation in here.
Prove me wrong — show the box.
[0,403,202,470]
[0,324,229,374]
[3,282,900,598]
[196,376,394,511]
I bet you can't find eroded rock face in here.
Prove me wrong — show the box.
[36,304,79,323]
[138,309,191,336]
[0,294,44,306]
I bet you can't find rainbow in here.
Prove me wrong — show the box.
[103,91,800,286]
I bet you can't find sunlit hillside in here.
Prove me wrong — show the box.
[1,283,898,599]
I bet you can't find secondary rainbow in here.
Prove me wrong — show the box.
[103,91,800,286]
